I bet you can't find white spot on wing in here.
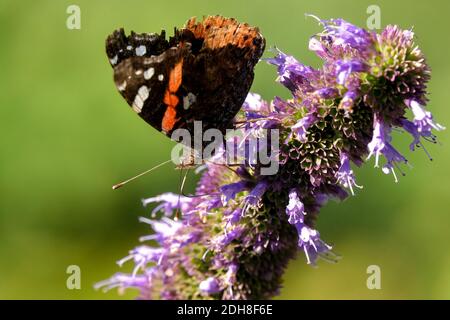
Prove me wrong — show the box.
[135,70,143,75]
[132,85,150,113]
[110,55,118,65]
[158,74,164,81]
[143,55,163,64]
[144,67,155,80]
[138,86,149,101]
[126,45,133,50]
[183,92,197,110]
[135,45,146,56]
[132,95,143,113]
[117,81,127,91]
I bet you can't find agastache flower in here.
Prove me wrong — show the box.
[224,263,238,286]
[400,118,437,161]
[339,90,359,110]
[224,208,243,225]
[243,92,271,114]
[142,193,192,217]
[244,180,269,208]
[335,60,368,85]
[199,277,222,294]
[98,16,442,300]
[366,118,386,167]
[283,189,332,265]
[94,271,155,295]
[286,189,305,224]
[309,37,329,59]
[380,144,408,182]
[290,113,317,142]
[296,223,332,265]
[314,87,339,99]
[308,15,374,52]
[266,48,317,94]
[367,116,408,181]
[138,216,181,242]
[335,152,362,195]
[220,181,248,203]
[407,100,445,135]
[211,226,244,249]
[117,246,164,276]
[324,19,373,50]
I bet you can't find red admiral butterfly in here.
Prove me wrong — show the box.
[106,16,265,139]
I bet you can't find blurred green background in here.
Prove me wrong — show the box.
[0,0,449,299]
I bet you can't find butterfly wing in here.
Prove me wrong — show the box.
[106,16,265,137]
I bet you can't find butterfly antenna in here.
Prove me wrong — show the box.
[112,159,173,190]
[174,167,190,221]
[174,168,183,221]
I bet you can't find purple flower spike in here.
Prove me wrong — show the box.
[199,277,222,295]
[99,17,442,300]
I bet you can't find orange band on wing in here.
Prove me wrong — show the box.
[162,106,178,132]
[168,60,183,93]
[161,59,183,133]
[163,91,179,108]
